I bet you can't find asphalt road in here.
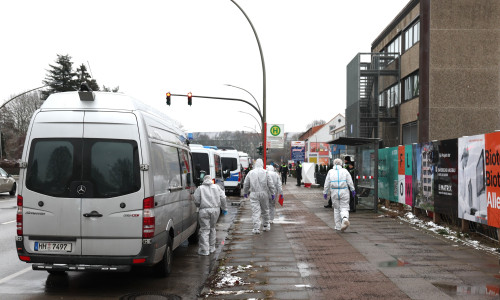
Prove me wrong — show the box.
[0,191,240,299]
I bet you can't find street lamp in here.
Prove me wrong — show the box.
[229,0,267,167]
[238,111,262,132]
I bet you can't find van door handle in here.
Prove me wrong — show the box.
[169,186,183,192]
[83,211,103,218]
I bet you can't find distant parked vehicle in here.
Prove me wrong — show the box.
[0,167,16,196]
[218,149,242,196]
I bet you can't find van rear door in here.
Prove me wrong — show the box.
[23,111,84,255]
[80,112,143,256]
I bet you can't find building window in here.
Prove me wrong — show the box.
[402,121,418,144]
[404,20,420,51]
[379,84,399,108]
[403,72,419,101]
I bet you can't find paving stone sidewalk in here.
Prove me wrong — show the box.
[200,183,500,299]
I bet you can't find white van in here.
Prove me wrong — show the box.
[190,145,224,190]
[238,151,250,171]
[15,90,198,277]
[218,149,241,195]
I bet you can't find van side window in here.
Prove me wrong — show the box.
[179,149,192,187]
[214,154,222,178]
[151,143,181,190]
[26,139,79,197]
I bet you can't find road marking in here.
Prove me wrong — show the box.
[1,220,15,225]
[0,267,32,285]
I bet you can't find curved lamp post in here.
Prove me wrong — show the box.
[229,0,267,167]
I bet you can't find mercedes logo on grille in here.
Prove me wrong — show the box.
[77,185,87,195]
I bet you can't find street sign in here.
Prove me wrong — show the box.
[266,124,284,149]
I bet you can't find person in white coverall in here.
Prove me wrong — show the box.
[266,165,283,223]
[194,175,228,255]
[243,158,276,234]
[323,158,356,232]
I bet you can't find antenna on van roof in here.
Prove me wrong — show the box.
[78,82,95,101]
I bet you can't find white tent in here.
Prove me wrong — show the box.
[302,162,315,187]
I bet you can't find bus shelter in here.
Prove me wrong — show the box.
[327,137,380,212]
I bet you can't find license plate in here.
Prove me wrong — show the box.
[34,242,72,252]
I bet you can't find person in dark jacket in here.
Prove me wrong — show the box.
[295,161,302,186]
[280,163,288,185]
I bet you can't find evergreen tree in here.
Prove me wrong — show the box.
[76,64,99,91]
[42,54,78,99]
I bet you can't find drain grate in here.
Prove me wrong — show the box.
[119,292,181,300]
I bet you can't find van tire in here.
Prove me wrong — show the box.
[9,183,16,196]
[154,235,173,277]
[188,223,199,244]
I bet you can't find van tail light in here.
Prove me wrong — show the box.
[17,195,23,236]
[212,178,216,184]
[238,172,242,183]
[143,197,155,239]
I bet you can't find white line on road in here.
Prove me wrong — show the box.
[1,220,15,225]
[0,267,32,285]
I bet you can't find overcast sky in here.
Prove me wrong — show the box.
[0,0,409,134]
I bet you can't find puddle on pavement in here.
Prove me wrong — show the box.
[433,283,500,296]
[378,258,410,267]
[272,216,304,225]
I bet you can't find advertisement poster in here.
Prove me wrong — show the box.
[291,141,305,162]
[405,144,413,206]
[398,146,405,204]
[378,148,390,200]
[485,132,500,228]
[310,142,330,156]
[318,157,329,166]
[433,139,458,216]
[458,134,487,225]
[330,144,346,158]
[413,142,435,211]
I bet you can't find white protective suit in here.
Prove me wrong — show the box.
[243,159,276,233]
[323,163,355,231]
[194,175,227,255]
[266,165,283,222]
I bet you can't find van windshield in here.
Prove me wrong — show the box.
[221,157,238,172]
[26,138,140,198]
[192,152,209,175]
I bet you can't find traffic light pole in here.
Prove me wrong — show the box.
[168,93,263,125]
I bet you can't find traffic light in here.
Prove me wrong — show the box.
[187,92,192,106]
[257,145,263,155]
[166,92,171,106]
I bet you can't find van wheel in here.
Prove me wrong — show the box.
[188,223,199,244]
[47,270,65,275]
[233,187,241,197]
[154,235,173,277]
[9,183,16,196]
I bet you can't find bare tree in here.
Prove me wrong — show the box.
[0,91,42,158]
[306,119,326,130]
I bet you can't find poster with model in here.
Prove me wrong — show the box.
[458,134,487,225]
[485,132,500,228]
[433,139,458,216]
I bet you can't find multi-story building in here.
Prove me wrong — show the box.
[347,0,500,146]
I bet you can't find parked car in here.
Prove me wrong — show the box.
[15,90,198,277]
[0,167,16,195]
